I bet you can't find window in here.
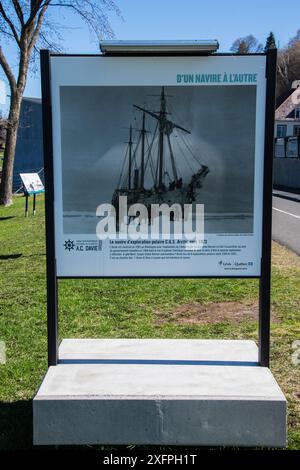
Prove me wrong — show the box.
[275,139,285,158]
[287,137,299,157]
[277,124,287,138]
[295,108,300,119]
[294,125,300,136]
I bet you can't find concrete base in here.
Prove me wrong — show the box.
[33,339,287,447]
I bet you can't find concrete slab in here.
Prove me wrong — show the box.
[59,338,259,363]
[33,339,287,447]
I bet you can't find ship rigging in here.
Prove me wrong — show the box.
[112,86,209,217]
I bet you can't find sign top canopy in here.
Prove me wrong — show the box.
[99,40,220,55]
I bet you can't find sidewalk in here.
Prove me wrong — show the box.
[273,188,300,203]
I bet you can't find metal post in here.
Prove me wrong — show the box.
[40,50,58,366]
[128,125,132,189]
[25,193,29,217]
[158,87,166,189]
[140,112,145,188]
[259,48,277,367]
[33,193,36,216]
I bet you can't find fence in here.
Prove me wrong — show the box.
[274,136,300,159]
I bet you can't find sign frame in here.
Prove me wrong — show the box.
[40,48,277,367]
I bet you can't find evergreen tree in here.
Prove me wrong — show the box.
[265,32,277,52]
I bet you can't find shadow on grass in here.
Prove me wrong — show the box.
[0,254,22,260]
[0,400,33,450]
[0,216,15,221]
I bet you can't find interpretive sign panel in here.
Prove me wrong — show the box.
[20,172,45,195]
[49,55,267,277]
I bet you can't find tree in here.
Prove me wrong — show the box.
[288,28,300,47]
[264,32,276,52]
[277,49,291,98]
[276,29,300,98]
[0,1,120,206]
[230,35,263,54]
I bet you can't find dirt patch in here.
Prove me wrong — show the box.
[154,300,278,325]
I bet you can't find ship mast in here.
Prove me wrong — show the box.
[167,134,178,182]
[133,87,191,191]
[140,112,146,189]
[128,125,133,189]
[158,88,166,189]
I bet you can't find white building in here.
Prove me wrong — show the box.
[275,80,300,158]
[273,81,300,189]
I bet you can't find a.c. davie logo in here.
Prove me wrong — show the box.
[63,239,103,253]
[64,239,75,251]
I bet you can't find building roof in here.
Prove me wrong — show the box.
[275,86,300,120]
[22,97,41,104]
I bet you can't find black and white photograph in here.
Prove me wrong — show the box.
[60,84,256,235]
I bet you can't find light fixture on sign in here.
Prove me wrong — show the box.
[99,40,219,55]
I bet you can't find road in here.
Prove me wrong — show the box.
[272,190,300,255]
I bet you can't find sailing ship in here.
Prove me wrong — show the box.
[111,87,209,222]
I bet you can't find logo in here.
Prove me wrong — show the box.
[95,195,205,250]
[64,239,75,251]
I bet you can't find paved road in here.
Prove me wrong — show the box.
[272,191,300,255]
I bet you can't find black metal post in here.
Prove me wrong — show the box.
[25,193,28,217]
[259,48,277,367]
[33,193,36,216]
[40,49,58,366]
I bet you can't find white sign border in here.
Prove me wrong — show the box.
[50,55,266,277]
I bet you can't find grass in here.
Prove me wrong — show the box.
[0,194,299,450]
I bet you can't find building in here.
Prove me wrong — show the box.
[275,80,300,158]
[273,81,300,189]
[13,97,43,192]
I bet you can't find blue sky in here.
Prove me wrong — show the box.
[1,0,299,101]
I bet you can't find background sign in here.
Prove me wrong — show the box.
[20,172,44,195]
[49,55,267,277]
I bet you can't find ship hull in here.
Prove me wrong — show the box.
[112,165,209,208]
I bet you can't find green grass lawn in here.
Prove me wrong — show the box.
[0,194,299,450]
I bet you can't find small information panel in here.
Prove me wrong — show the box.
[20,173,45,195]
[49,54,267,277]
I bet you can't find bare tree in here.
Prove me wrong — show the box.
[0,116,6,148]
[0,1,120,206]
[276,30,300,98]
[277,49,291,97]
[288,28,300,47]
[230,35,263,54]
